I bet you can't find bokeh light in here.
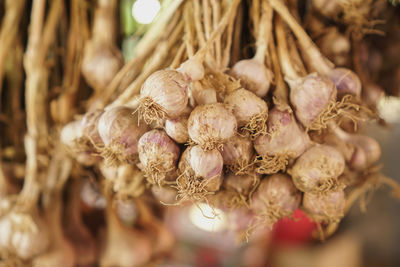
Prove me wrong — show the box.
[132,0,161,24]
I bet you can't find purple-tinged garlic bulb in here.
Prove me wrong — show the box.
[98,106,148,165]
[303,190,345,223]
[291,144,345,193]
[224,88,268,138]
[138,69,190,124]
[188,103,237,150]
[165,116,189,144]
[250,174,301,225]
[221,134,254,174]
[254,108,310,174]
[138,129,180,185]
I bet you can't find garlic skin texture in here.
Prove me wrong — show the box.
[254,108,309,157]
[138,129,180,183]
[140,69,190,118]
[288,73,336,128]
[231,59,273,98]
[177,58,205,81]
[0,212,50,260]
[98,107,148,164]
[328,68,361,97]
[224,171,260,196]
[188,103,237,149]
[189,145,223,179]
[81,41,123,92]
[60,120,83,150]
[221,134,254,166]
[291,144,345,193]
[165,117,189,144]
[151,185,178,205]
[191,81,218,106]
[251,174,301,216]
[224,88,268,127]
[303,190,345,222]
[81,109,104,148]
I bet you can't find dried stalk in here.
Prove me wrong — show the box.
[19,0,63,211]
[0,0,26,100]
[221,1,236,69]
[184,2,195,57]
[52,0,89,123]
[211,0,221,67]
[230,2,243,66]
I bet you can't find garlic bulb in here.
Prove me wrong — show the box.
[224,171,260,197]
[138,129,180,185]
[189,145,223,180]
[253,108,310,174]
[138,69,190,124]
[188,103,237,150]
[288,73,337,129]
[303,190,345,222]
[151,185,178,205]
[165,116,189,144]
[81,109,104,149]
[98,106,148,165]
[5,211,50,260]
[224,88,268,137]
[221,134,254,174]
[250,174,301,225]
[328,68,361,98]
[231,59,273,98]
[291,144,345,193]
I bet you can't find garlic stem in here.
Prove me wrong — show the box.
[254,1,273,63]
[269,0,333,75]
[275,15,299,80]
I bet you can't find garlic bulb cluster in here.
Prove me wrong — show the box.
[9,0,397,264]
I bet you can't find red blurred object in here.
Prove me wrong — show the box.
[272,209,317,245]
[196,247,221,267]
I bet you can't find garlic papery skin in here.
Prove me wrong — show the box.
[221,134,254,166]
[98,106,148,165]
[329,123,381,171]
[328,68,362,98]
[224,171,260,197]
[224,88,268,137]
[288,73,337,129]
[191,81,218,106]
[8,211,50,260]
[253,108,310,174]
[291,144,345,193]
[165,116,189,144]
[230,59,273,98]
[189,145,223,180]
[138,129,180,185]
[251,174,301,224]
[177,58,205,81]
[151,185,178,205]
[138,69,190,124]
[81,40,123,92]
[81,109,105,149]
[254,108,309,158]
[188,103,237,150]
[303,190,345,223]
